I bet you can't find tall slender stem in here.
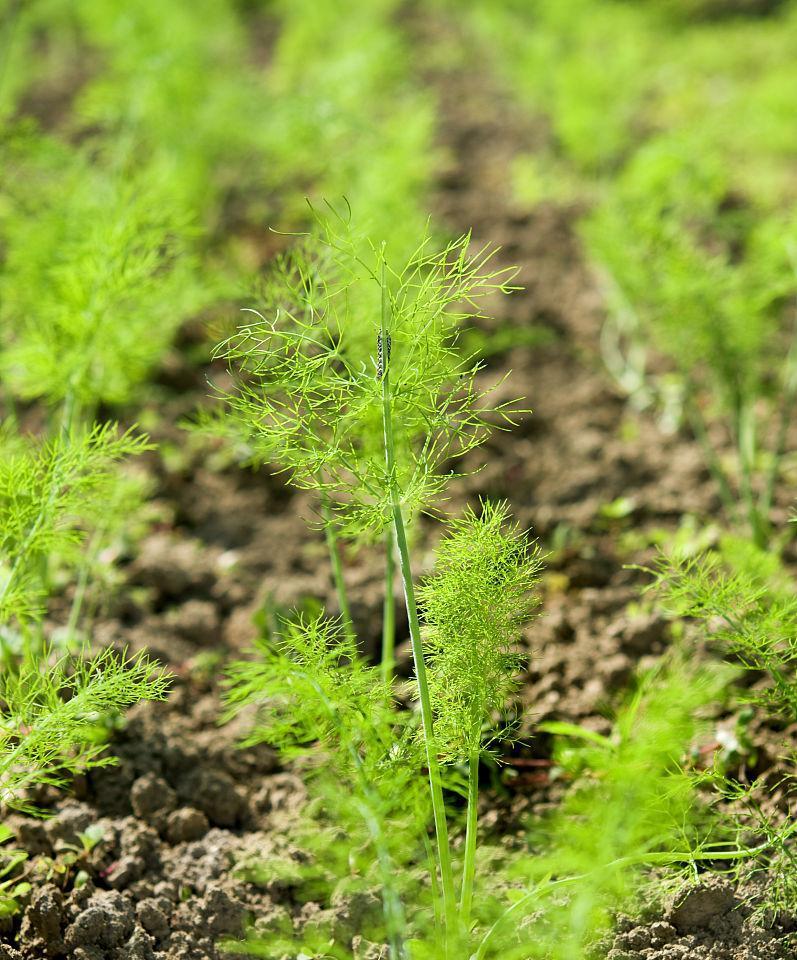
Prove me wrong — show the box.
[378,253,457,948]
[685,390,738,524]
[382,527,395,681]
[460,748,480,928]
[65,529,103,646]
[321,494,356,643]
[423,832,443,938]
[737,400,765,547]
[760,319,797,538]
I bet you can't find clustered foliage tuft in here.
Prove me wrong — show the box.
[223,612,425,956]
[486,659,731,960]
[421,500,544,763]
[0,423,151,629]
[212,214,519,539]
[0,648,169,815]
[223,614,397,770]
[0,149,206,412]
[653,540,797,719]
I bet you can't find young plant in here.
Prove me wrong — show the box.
[0,421,150,634]
[217,220,767,957]
[0,141,207,418]
[216,218,534,956]
[223,501,543,959]
[648,539,797,925]
[223,614,423,958]
[0,420,169,810]
[651,537,797,722]
[473,657,735,960]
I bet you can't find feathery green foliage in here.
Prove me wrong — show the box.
[223,501,545,959]
[649,538,797,925]
[223,614,396,770]
[212,213,518,541]
[224,613,426,957]
[0,646,169,814]
[0,144,206,411]
[652,539,797,718]
[0,422,150,629]
[215,213,524,956]
[474,658,731,960]
[420,500,544,934]
[215,214,745,957]
[0,415,164,814]
[262,0,437,255]
[421,500,543,764]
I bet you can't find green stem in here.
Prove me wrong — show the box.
[760,325,797,536]
[378,253,457,949]
[423,832,443,939]
[737,400,764,547]
[685,390,738,524]
[460,748,479,928]
[382,526,396,681]
[64,531,100,646]
[321,494,356,643]
[391,502,456,926]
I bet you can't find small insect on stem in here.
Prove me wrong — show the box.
[376,332,392,381]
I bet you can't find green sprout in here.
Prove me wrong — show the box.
[585,142,797,547]
[652,537,797,720]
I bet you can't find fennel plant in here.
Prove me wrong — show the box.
[216,216,540,957]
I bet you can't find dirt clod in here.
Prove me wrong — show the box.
[669,879,742,936]
[165,808,210,844]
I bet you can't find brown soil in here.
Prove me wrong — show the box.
[3,11,796,960]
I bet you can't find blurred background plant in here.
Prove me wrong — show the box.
[460,0,797,548]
